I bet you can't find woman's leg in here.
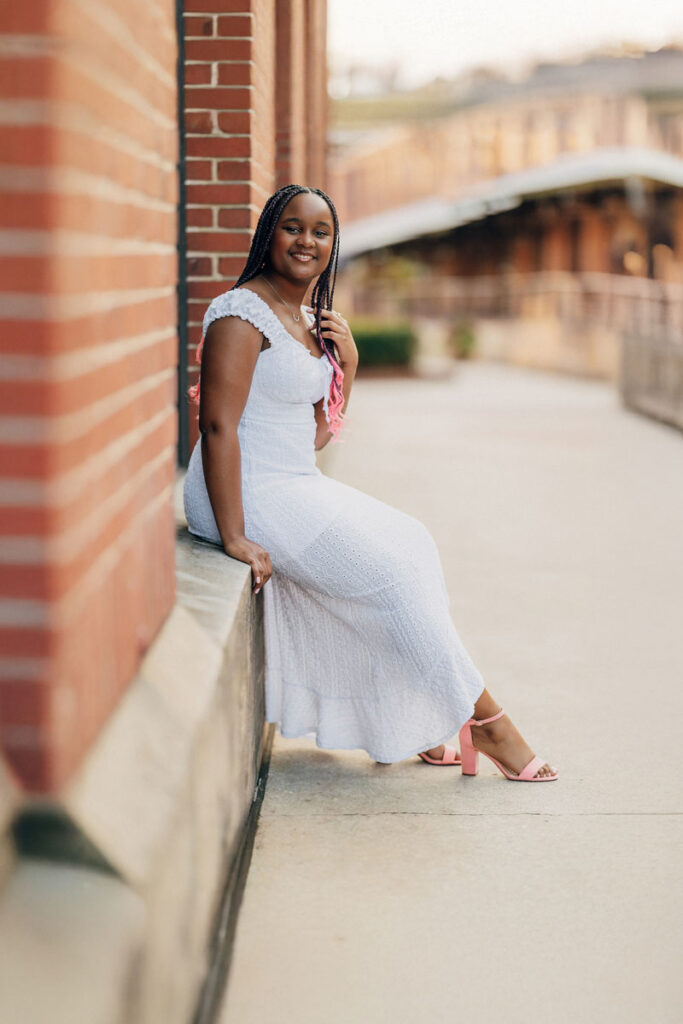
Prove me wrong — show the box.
[423,688,555,778]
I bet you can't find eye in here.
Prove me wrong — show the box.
[315,230,330,238]
[283,225,300,233]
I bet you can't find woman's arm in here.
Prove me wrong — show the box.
[198,316,273,594]
[313,308,359,450]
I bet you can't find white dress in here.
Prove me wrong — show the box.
[183,288,485,763]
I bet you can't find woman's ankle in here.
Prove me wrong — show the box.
[472,715,508,744]
[472,688,502,722]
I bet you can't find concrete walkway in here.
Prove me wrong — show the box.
[219,362,683,1024]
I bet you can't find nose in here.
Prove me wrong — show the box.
[298,228,316,248]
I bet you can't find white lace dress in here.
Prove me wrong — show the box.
[183,287,485,762]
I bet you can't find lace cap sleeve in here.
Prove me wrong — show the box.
[202,288,291,348]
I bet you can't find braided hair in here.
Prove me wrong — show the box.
[189,184,345,438]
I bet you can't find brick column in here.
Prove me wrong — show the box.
[181,0,329,452]
[275,0,308,187]
[542,219,573,272]
[304,0,328,188]
[182,0,277,449]
[0,0,179,790]
[577,204,611,273]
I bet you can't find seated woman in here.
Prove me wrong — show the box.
[183,184,557,782]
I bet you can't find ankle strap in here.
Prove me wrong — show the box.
[471,708,505,726]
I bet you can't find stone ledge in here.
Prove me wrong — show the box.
[0,758,20,888]
[0,488,267,1024]
[0,860,145,1024]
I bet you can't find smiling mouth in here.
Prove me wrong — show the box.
[290,252,315,262]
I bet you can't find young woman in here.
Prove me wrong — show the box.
[183,184,557,782]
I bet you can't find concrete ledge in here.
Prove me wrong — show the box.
[0,758,20,888]
[0,860,146,1024]
[0,491,267,1024]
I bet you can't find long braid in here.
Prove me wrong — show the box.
[189,183,345,437]
[233,184,305,288]
[303,188,344,437]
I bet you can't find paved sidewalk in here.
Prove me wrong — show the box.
[219,362,683,1024]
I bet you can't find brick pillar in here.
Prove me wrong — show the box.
[304,0,328,188]
[511,234,537,274]
[542,221,573,272]
[577,205,611,273]
[275,0,308,187]
[181,0,327,451]
[0,0,179,790]
[183,1,274,450]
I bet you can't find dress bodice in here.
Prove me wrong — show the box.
[184,288,335,536]
[202,287,334,426]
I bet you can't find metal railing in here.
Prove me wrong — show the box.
[351,271,683,333]
[350,271,683,430]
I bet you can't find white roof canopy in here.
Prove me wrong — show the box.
[339,147,683,261]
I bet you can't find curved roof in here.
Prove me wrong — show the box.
[339,147,683,261]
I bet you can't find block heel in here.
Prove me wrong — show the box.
[458,708,558,782]
[458,722,479,775]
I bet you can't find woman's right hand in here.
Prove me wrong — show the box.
[224,536,273,594]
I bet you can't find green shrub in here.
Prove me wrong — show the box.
[348,318,417,368]
[450,320,476,359]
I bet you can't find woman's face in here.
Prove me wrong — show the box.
[267,191,335,283]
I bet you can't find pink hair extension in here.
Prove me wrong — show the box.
[325,359,345,440]
[187,333,205,406]
[314,319,346,441]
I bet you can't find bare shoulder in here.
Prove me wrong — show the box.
[199,315,261,430]
[203,310,263,365]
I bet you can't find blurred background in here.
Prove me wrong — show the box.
[327,0,683,410]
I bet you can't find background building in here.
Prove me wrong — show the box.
[329,48,683,423]
[330,48,683,228]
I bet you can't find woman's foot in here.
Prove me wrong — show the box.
[418,742,461,765]
[470,711,556,778]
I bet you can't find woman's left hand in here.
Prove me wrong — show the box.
[311,307,358,369]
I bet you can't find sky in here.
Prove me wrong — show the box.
[328,0,683,91]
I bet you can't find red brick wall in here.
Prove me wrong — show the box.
[0,0,328,794]
[0,0,178,791]
[182,0,328,448]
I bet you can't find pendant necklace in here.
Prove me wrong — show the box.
[263,275,301,322]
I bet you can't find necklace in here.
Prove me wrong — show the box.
[263,275,301,322]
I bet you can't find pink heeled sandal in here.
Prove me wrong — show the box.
[459,709,558,782]
[418,745,462,766]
